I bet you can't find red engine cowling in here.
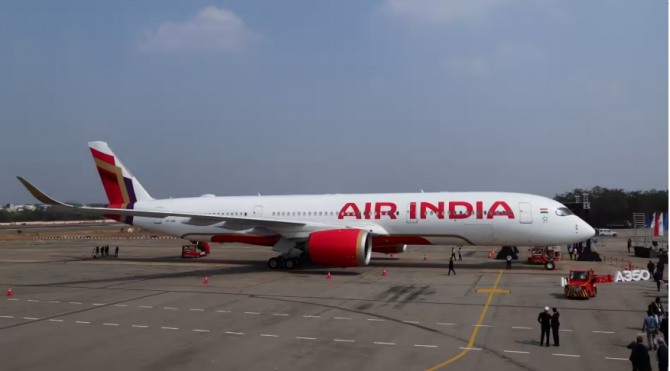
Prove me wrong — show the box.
[307,229,372,267]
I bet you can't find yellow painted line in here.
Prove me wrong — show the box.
[426,270,504,371]
[475,289,510,294]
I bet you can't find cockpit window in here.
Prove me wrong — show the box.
[555,207,573,216]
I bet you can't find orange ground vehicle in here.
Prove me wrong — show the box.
[181,242,211,258]
[527,246,561,270]
[563,269,612,299]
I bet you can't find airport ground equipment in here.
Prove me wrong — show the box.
[563,269,613,299]
[527,246,561,270]
[181,242,211,258]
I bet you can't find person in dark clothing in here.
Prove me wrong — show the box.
[629,335,652,371]
[551,308,560,346]
[448,257,456,275]
[628,238,632,254]
[538,307,551,347]
[450,247,456,261]
[662,316,669,345]
[506,255,512,269]
[115,246,119,258]
[658,260,666,277]
[458,247,462,261]
[655,271,663,292]
[658,339,668,371]
[648,261,656,275]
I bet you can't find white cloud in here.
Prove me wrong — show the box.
[139,7,257,53]
[381,0,513,23]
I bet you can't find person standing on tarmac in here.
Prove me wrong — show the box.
[458,247,462,261]
[551,308,560,346]
[451,247,456,261]
[448,257,456,276]
[538,307,551,347]
[628,335,652,371]
[506,255,512,269]
[628,238,632,254]
[658,338,669,371]
[115,246,119,258]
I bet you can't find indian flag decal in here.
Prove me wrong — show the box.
[540,208,548,214]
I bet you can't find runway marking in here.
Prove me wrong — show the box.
[261,334,279,337]
[367,318,385,322]
[553,354,580,358]
[103,323,119,326]
[7,298,18,301]
[335,317,352,320]
[161,327,179,330]
[0,315,14,318]
[49,319,64,322]
[92,303,104,306]
[512,326,532,330]
[225,331,244,335]
[473,325,492,328]
[459,347,481,351]
[69,302,82,305]
[436,322,455,326]
[48,301,60,303]
[605,357,628,361]
[559,329,573,332]
[592,331,615,334]
[427,270,505,371]
[24,317,39,320]
[504,350,530,354]
[297,337,316,340]
[216,310,231,313]
[27,299,39,302]
[244,312,260,315]
[75,321,90,324]
[273,313,289,316]
[303,315,320,318]
[193,329,210,333]
[139,306,153,309]
[334,339,355,343]
[189,309,205,312]
[403,320,420,324]
[416,344,438,348]
[374,342,396,346]
[163,307,178,310]
[114,304,128,307]
[132,325,148,328]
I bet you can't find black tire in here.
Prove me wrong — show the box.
[545,261,555,271]
[284,258,295,270]
[268,257,280,269]
[613,234,617,237]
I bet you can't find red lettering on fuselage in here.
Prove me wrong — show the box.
[487,201,515,219]
[375,202,397,220]
[449,201,472,219]
[338,201,515,220]
[420,202,444,219]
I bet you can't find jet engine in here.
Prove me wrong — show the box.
[307,229,372,267]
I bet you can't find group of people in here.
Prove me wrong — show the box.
[647,259,666,292]
[94,245,118,258]
[447,247,462,275]
[630,297,668,371]
[537,307,560,346]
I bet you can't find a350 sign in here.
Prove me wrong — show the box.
[614,270,651,282]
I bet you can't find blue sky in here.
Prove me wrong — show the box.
[1,0,667,203]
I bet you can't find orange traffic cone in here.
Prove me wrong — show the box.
[382,269,387,277]
[203,275,209,284]
[6,287,12,297]
[326,272,332,280]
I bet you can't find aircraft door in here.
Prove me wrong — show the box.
[406,202,417,224]
[253,205,263,217]
[518,202,532,224]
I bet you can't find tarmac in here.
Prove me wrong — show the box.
[0,226,667,371]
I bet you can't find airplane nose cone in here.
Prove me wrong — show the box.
[581,222,596,239]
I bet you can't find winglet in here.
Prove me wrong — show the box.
[16,177,69,207]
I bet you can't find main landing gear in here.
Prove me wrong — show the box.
[267,256,301,270]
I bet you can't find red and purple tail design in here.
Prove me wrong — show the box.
[89,141,153,224]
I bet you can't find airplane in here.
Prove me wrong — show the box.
[18,141,596,269]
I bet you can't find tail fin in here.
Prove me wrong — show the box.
[88,141,153,205]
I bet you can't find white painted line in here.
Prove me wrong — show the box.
[192,329,210,333]
[139,306,153,309]
[273,313,289,316]
[437,322,455,326]
[75,321,90,324]
[334,339,355,343]
[7,298,18,301]
[216,310,230,313]
[189,309,205,312]
[24,317,39,320]
[27,299,39,302]
[403,320,420,324]
[0,315,14,318]
[115,304,128,307]
[374,342,396,346]
[297,337,316,340]
[244,312,260,315]
[49,319,64,322]
[132,325,148,328]
[512,326,532,330]
[592,331,615,334]
[504,350,530,354]
[335,317,352,320]
[48,301,60,303]
[553,354,580,358]
[303,315,320,318]
[261,334,279,338]
[103,323,119,326]
[473,325,492,328]
[161,327,179,330]
[416,344,439,348]
[605,357,628,361]
[69,302,82,305]
[225,331,244,335]
[559,329,573,332]
[459,347,482,351]
[367,318,385,322]
[92,303,104,306]
[163,307,178,310]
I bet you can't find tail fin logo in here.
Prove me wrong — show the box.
[90,148,137,207]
